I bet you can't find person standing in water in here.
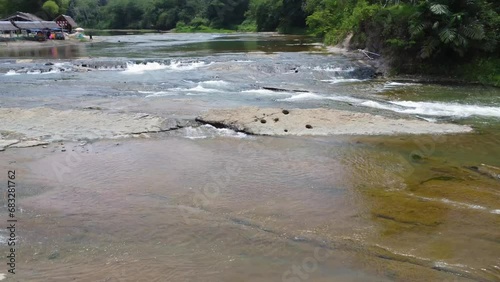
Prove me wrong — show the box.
[89,33,93,40]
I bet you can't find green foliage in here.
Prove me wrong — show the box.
[174,21,234,33]
[307,0,380,45]
[237,18,258,31]
[456,57,500,86]
[206,0,249,28]
[0,0,309,33]
[406,0,494,59]
[42,1,60,18]
[253,0,283,31]
[303,0,499,83]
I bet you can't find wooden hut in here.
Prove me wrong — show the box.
[0,12,43,22]
[54,15,78,33]
[0,21,18,38]
[13,21,60,31]
[0,21,18,31]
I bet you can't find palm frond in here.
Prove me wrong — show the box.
[453,34,468,48]
[420,38,439,58]
[430,4,450,15]
[462,23,485,40]
[409,23,424,36]
[439,28,457,43]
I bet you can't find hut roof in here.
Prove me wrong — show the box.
[0,21,18,31]
[1,12,43,22]
[13,21,60,30]
[54,15,78,27]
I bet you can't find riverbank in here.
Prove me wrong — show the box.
[343,50,500,87]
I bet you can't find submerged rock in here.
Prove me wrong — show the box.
[467,164,500,181]
[349,66,377,79]
[9,140,49,148]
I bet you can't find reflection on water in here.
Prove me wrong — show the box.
[0,33,322,59]
[0,43,86,59]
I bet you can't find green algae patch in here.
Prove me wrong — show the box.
[365,188,448,234]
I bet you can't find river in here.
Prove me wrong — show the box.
[0,32,499,281]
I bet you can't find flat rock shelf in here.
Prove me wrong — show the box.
[197,107,473,136]
[0,107,180,150]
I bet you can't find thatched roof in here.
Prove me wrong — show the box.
[13,21,60,30]
[0,21,18,31]
[1,12,43,22]
[54,14,78,28]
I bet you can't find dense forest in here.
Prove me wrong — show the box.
[1,0,498,83]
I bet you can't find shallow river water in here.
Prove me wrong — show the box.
[0,33,499,281]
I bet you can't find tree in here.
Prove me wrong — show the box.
[409,0,494,58]
[280,0,307,32]
[206,0,249,28]
[42,0,60,18]
[253,0,283,31]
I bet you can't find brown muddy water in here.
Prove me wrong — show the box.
[0,33,499,281]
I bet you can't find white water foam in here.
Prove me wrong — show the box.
[187,85,222,93]
[5,70,19,76]
[182,125,247,139]
[321,78,365,84]
[277,93,324,101]
[279,92,365,104]
[326,95,366,103]
[168,60,209,71]
[123,62,168,74]
[27,70,42,75]
[123,61,209,74]
[142,81,226,98]
[139,91,178,98]
[241,89,294,95]
[201,80,229,87]
[360,100,500,118]
[42,69,62,75]
[360,100,398,111]
[409,193,499,214]
[98,66,125,71]
[384,81,420,88]
[313,66,355,72]
[391,101,500,118]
